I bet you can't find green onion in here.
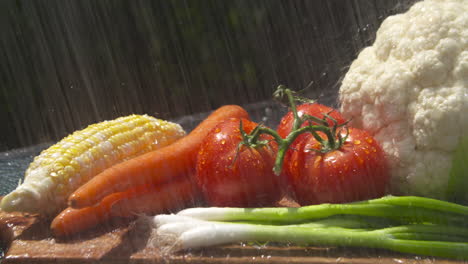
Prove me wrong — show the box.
[148,196,468,260]
[177,196,468,225]
[446,134,468,204]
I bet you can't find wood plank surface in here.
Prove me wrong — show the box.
[1,207,465,264]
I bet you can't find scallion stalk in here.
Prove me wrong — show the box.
[177,196,467,225]
[147,196,468,260]
[149,216,468,259]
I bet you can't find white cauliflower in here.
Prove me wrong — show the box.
[339,0,468,199]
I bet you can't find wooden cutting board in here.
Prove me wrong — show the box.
[0,206,465,264]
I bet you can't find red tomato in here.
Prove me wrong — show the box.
[283,127,389,205]
[196,118,281,207]
[277,103,346,138]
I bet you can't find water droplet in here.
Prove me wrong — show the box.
[314,156,322,168]
[356,156,364,164]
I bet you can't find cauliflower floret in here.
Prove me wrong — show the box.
[339,0,468,199]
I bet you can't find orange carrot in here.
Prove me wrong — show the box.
[69,105,249,208]
[110,177,201,218]
[51,178,200,237]
[51,188,135,237]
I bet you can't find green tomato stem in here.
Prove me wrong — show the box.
[249,124,345,175]
[243,86,348,176]
[284,87,303,132]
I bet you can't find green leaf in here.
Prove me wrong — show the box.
[446,135,468,204]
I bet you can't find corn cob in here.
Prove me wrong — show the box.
[0,114,185,216]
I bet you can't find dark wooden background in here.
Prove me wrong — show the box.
[0,0,417,151]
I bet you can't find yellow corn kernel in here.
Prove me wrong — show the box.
[0,114,185,216]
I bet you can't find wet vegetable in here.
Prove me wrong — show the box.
[0,115,185,216]
[148,196,468,260]
[51,177,199,237]
[277,103,346,138]
[68,105,249,208]
[284,127,389,205]
[339,0,468,200]
[195,118,281,207]
[240,86,389,204]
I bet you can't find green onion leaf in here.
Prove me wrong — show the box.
[446,135,468,204]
